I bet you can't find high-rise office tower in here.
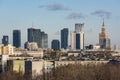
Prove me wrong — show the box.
[51,40,60,50]
[2,35,9,46]
[99,19,111,49]
[71,23,84,50]
[61,28,69,49]
[13,30,21,48]
[41,31,48,48]
[28,28,41,48]
[75,24,84,32]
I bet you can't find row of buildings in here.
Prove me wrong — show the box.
[0,55,109,77]
[52,19,111,50]
[1,20,111,51]
[2,28,48,49]
[0,20,118,79]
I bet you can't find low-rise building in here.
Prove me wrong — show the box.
[9,55,33,60]
[7,60,25,74]
[27,51,43,58]
[0,44,14,55]
[13,50,43,58]
[0,55,9,72]
[24,42,38,51]
[25,60,44,77]
[44,61,54,73]
[68,51,81,57]
[7,60,45,76]
[0,44,4,55]
[54,61,109,67]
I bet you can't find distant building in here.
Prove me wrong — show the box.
[13,30,21,48]
[54,61,109,68]
[27,51,43,58]
[85,45,94,49]
[102,38,110,49]
[114,44,118,50]
[71,23,84,50]
[24,42,38,51]
[67,51,81,57]
[41,31,48,48]
[75,23,84,32]
[0,44,3,54]
[28,28,41,48]
[0,44,14,55]
[7,60,25,75]
[61,28,69,49]
[28,28,48,48]
[0,55,9,72]
[99,19,111,49]
[25,60,43,77]
[51,40,60,50]
[2,44,14,55]
[13,49,44,58]
[93,45,100,50]
[2,35,9,46]
[7,60,44,76]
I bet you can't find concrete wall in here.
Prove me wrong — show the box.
[32,61,43,76]
[13,60,25,74]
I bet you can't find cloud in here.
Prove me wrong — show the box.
[39,3,69,11]
[67,12,85,19]
[47,4,69,11]
[91,10,111,19]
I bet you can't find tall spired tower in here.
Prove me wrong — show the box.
[99,19,110,49]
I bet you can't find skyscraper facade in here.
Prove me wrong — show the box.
[28,28,41,48]
[41,31,48,48]
[61,28,69,49]
[13,30,21,48]
[99,20,111,49]
[75,23,84,32]
[2,35,9,46]
[71,23,84,50]
[51,40,60,50]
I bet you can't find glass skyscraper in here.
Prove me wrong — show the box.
[41,31,48,48]
[28,28,41,48]
[13,30,21,48]
[28,28,48,48]
[51,40,60,50]
[71,23,84,50]
[102,38,110,49]
[2,35,9,46]
[61,28,68,49]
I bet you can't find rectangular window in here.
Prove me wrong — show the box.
[76,34,80,49]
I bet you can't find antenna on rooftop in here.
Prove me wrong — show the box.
[32,22,34,28]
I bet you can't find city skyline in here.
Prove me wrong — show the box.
[0,0,120,48]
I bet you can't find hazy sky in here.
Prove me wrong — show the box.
[0,0,120,48]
